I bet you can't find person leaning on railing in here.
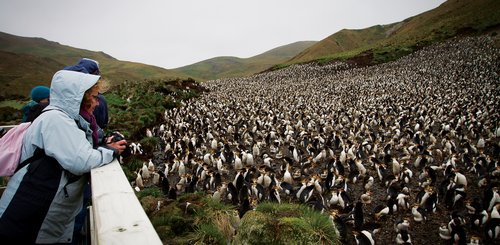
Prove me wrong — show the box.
[0,70,127,244]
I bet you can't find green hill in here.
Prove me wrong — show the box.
[0,32,185,99]
[173,41,317,81]
[287,0,500,65]
[1,0,499,99]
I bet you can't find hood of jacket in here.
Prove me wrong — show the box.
[48,70,100,120]
[63,58,100,75]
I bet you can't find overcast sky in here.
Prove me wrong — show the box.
[0,0,446,69]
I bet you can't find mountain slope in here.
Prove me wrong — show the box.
[0,32,185,99]
[291,24,399,64]
[288,0,500,65]
[174,41,316,81]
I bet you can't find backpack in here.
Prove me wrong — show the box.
[0,122,31,176]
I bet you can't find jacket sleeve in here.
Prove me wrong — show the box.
[39,112,115,176]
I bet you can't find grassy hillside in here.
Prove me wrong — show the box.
[174,41,316,81]
[0,32,185,99]
[287,0,500,65]
[291,24,399,64]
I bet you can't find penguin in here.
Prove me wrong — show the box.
[141,162,151,180]
[269,185,281,204]
[361,191,372,204]
[251,180,265,201]
[135,170,144,190]
[167,186,177,200]
[353,201,364,231]
[411,204,426,223]
[444,184,466,210]
[328,189,339,208]
[338,188,352,212]
[329,210,349,243]
[395,229,412,245]
[283,163,293,185]
[484,203,500,240]
[227,182,239,205]
[212,186,222,202]
[396,192,410,211]
[468,235,481,245]
[374,198,396,220]
[324,167,335,191]
[363,176,374,192]
[158,170,169,196]
[299,184,315,204]
[353,230,375,245]
[238,197,252,218]
[296,179,308,200]
[439,223,451,240]
[312,196,326,213]
[484,186,500,212]
[394,217,410,233]
[279,181,294,196]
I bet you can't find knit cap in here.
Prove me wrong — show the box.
[30,85,50,102]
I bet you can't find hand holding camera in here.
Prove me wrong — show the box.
[106,132,129,156]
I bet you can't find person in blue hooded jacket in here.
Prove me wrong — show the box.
[63,58,109,129]
[21,85,50,122]
[63,58,111,242]
[0,70,127,244]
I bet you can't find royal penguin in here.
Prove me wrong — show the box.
[411,204,426,223]
[395,229,412,245]
[484,203,500,241]
[374,198,396,220]
[353,230,375,245]
[439,223,451,240]
[394,217,410,233]
[352,201,364,231]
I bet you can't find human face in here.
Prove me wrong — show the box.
[82,84,100,114]
[87,92,100,113]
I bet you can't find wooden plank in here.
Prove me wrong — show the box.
[90,160,162,245]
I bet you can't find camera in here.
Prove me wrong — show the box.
[110,132,125,142]
[108,132,131,158]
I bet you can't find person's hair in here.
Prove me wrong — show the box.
[81,80,101,111]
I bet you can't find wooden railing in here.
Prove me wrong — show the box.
[90,159,162,245]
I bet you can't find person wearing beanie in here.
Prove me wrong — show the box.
[21,85,50,122]
[31,86,50,103]
[63,58,108,129]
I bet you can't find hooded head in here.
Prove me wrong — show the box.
[48,70,100,119]
[30,85,50,103]
[63,58,100,75]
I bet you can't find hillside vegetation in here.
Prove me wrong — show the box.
[287,0,500,65]
[0,32,185,99]
[173,41,316,81]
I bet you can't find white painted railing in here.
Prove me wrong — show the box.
[0,125,16,131]
[90,159,162,245]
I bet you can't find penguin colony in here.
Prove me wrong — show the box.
[135,35,500,244]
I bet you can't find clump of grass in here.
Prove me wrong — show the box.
[236,202,340,245]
